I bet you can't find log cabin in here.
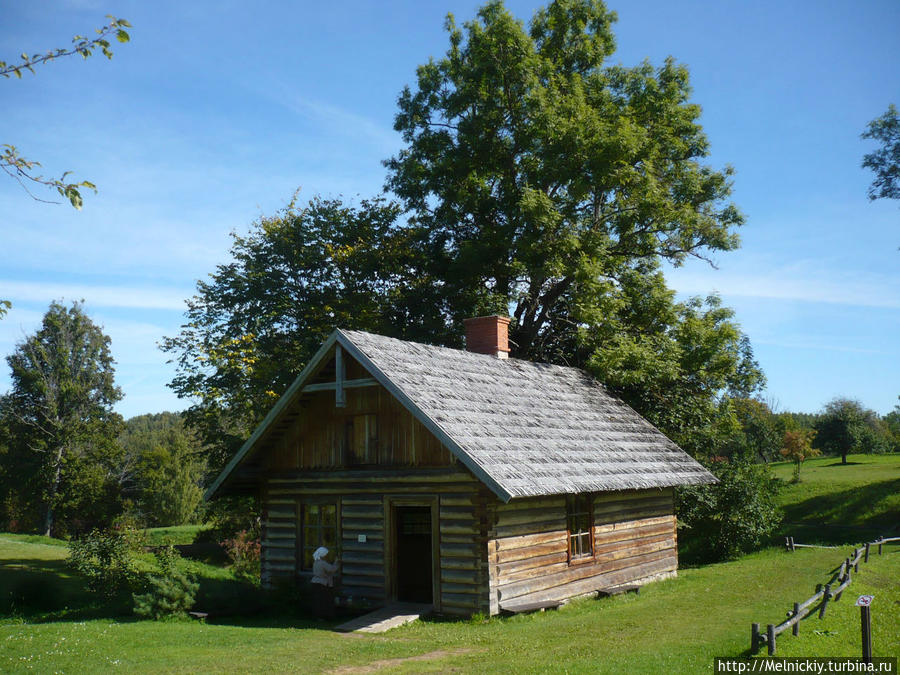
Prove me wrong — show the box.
[206,316,716,615]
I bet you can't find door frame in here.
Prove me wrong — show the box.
[385,496,439,609]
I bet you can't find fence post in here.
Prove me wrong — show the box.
[860,605,872,664]
[790,536,795,552]
[751,623,760,653]
[767,624,776,656]
[878,538,883,555]
[793,602,800,636]
[819,584,831,619]
[865,542,870,563]
[785,536,791,551]
[836,570,849,602]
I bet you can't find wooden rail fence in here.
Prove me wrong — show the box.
[751,536,899,655]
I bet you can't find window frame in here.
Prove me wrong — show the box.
[296,498,340,572]
[566,493,594,564]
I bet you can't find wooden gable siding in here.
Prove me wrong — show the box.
[260,469,493,615]
[487,488,677,612]
[264,383,453,471]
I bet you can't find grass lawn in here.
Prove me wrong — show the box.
[2,537,898,673]
[1,453,897,673]
[771,453,900,545]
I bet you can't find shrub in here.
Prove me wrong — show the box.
[67,528,141,597]
[200,495,260,543]
[677,458,781,563]
[132,545,198,620]
[221,530,260,582]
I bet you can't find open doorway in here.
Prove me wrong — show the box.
[393,505,433,604]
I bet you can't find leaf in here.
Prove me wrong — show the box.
[116,30,130,43]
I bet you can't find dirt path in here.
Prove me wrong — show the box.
[327,648,476,674]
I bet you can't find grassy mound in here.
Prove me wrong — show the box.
[772,453,900,545]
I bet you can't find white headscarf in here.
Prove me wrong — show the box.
[313,546,329,561]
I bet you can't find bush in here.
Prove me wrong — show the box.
[132,545,198,620]
[677,458,781,563]
[67,528,140,597]
[199,495,260,543]
[221,530,260,582]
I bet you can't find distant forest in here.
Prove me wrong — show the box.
[1,393,897,538]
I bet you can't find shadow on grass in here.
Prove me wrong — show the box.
[778,477,900,546]
[823,461,865,467]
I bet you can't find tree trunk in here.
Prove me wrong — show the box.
[43,446,65,537]
[841,450,848,465]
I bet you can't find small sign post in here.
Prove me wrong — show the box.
[856,595,874,663]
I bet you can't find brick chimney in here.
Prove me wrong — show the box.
[463,315,511,359]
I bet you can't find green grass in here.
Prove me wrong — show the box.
[771,453,900,545]
[144,524,209,547]
[1,454,898,673]
[1,544,897,673]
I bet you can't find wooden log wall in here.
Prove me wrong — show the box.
[259,468,492,616]
[488,488,677,611]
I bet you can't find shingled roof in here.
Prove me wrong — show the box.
[207,329,716,502]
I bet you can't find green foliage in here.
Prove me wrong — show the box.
[67,528,139,598]
[677,458,781,563]
[1,301,123,536]
[779,429,819,482]
[585,291,764,455]
[164,1,760,473]
[385,0,743,361]
[0,16,131,209]
[119,413,206,526]
[132,546,198,620]
[200,495,260,544]
[0,300,9,319]
[161,195,432,464]
[220,530,260,583]
[861,103,900,201]
[813,397,890,463]
[726,398,781,462]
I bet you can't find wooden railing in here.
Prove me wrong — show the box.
[751,536,899,655]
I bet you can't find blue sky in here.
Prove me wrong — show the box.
[1,0,898,419]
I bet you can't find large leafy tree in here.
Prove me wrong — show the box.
[861,104,900,202]
[118,412,206,526]
[814,397,889,463]
[385,0,743,361]
[165,0,762,469]
[1,301,123,535]
[161,195,442,467]
[385,0,759,452]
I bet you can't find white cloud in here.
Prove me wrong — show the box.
[666,258,900,309]
[0,280,191,311]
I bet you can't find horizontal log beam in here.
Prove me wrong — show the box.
[301,378,378,393]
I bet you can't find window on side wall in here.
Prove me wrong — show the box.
[567,494,593,561]
[297,501,338,571]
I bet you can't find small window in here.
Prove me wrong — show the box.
[567,494,593,561]
[298,502,338,570]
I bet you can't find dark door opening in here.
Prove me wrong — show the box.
[395,506,433,603]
